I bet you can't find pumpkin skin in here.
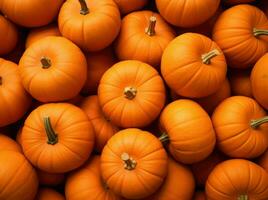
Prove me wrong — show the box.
[101,128,168,199]
[58,0,121,52]
[79,95,119,153]
[115,11,175,68]
[224,0,255,5]
[35,188,64,200]
[206,159,268,200]
[213,5,268,68]
[212,96,268,158]
[259,149,268,173]
[156,0,220,28]
[0,58,32,127]
[66,156,122,200]
[230,69,252,97]
[25,23,61,48]
[37,170,65,186]
[161,33,227,98]
[193,192,206,200]
[98,60,166,128]
[159,100,216,164]
[21,103,95,173]
[19,36,87,103]
[114,0,148,15]
[0,133,22,152]
[0,151,38,200]
[0,15,18,55]
[1,0,64,27]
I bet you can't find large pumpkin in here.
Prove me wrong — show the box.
[115,11,175,68]
[21,103,95,173]
[1,0,64,27]
[19,36,87,102]
[156,0,220,27]
[35,188,65,200]
[0,133,22,152]
[0,151,38,200]
[230,69,252,97]
[206,159,268,200]
[213,5,268,68]
[259,149,268,173]
[161,33,227,98]
[212,96,268,158]
[98,60,166,128]
[101,128,168,199]
[0,58,32,127]
[114,0,148,14]
[58,0,121,52]
[37,169,65,186]
[159,100,216,164]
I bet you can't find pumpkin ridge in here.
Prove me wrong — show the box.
[218,127,249,143]
[206,178,233,198]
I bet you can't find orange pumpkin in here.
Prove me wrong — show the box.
[0,58,32,127]
[25,23,61,48]
[159,100,216,164]
[0,133,22,152]
[206,159,268,200]
[0,151,38,200]
[101,128,168,199]
[230,69,252,97]
[161,33,227,98]
[37,169,65,186]
[1,0,64,27]
[35,188,64,200]
[58,0,121,52]
[213,5,268,68]
[79,95,119,153]
[66,156,122,200]
[114,0,148,14]
[224,0,255,5]
[156,0,220,27]
[193,191,206,200]
[98,60,166,128]
[115,11,175,68]
[19,36,87,102]
[212,96,268,158]
[21,103,95,173]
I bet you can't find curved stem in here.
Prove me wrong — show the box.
[124,87,137,100]
[250,116,268,129]
[121,152,137,170]
[238,194,248,200]
[41,57,52,69]
[159,133,169,143]
[79,0,89,15]
[145,16,157,36]
[201,49,220,65]
[0,76,2,85]
[253,28,268,37]
[44,117,58,145]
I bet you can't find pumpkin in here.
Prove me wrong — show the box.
[115,10,175,68]
[259,149,268,173]
[212,96,268,158]
[79,95,119,153]
[0,58,32,127]
[0,151,38,200]
[0,133,22,152]
[37,169,65,186]
[1,0,64,27]
[230,69,252,97]
[161,33,227,98]
[114,0,148,15]
[19,36,87,102]
[206,159,268,200]
[0,15,18,55]
[82,47,116,95]
[224,0,255,5]
[101,128,168,199]
[156,0,220,27]
[21,103,95,173]
[58,0,121,52]
[212,5,268,68]
[66,156,122,200]
[159,100,216,164]
[193,191,206,200]
[35,188,64,200]
[98,60,166,128]
[25,23,61,48]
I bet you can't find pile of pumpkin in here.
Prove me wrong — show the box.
[2,0,268,199]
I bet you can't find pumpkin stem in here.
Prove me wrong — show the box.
[41,57,52,69]
[124,87,137,100]
[250,116,268,129]
[253,28,268,37]
[201,49,220,65]
[159,133,169,143]
[44,117,58,145]
[79,0,89,15]
[145,16,157,36]
[121,152,137,170]
[0,76,2,85]
[237,194,248,200]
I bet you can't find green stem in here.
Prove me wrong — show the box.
[250,116,268,129]
[79,0,89,15]
[44,117,58,145]
[237,194,248,200]
[41,57,52,69]
[145,16,157,36]
[124,87,137,100]
[201,49,220,65]
[159,133,169,143]
[121,152,137,170]
[253,28,268,37]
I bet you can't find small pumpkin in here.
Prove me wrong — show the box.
[213,5,268,68]
[101,128,168,199]
[0,58,32,127]
[259,149,268,173]
[115,10,175,67]
[58,0,121,52]
[35,188,64,200]
[21,103,95,173]
[37,169,65,186]
[161,33,227,98]
[19,36,87,102]
[206,159,268,200]
[224,0,255,5]
[230,69,252,97]
[0,133,22,152]
[193,191,206,200]
[98,60,166,128]
[114,0,148,15]
[212,96,268,158]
